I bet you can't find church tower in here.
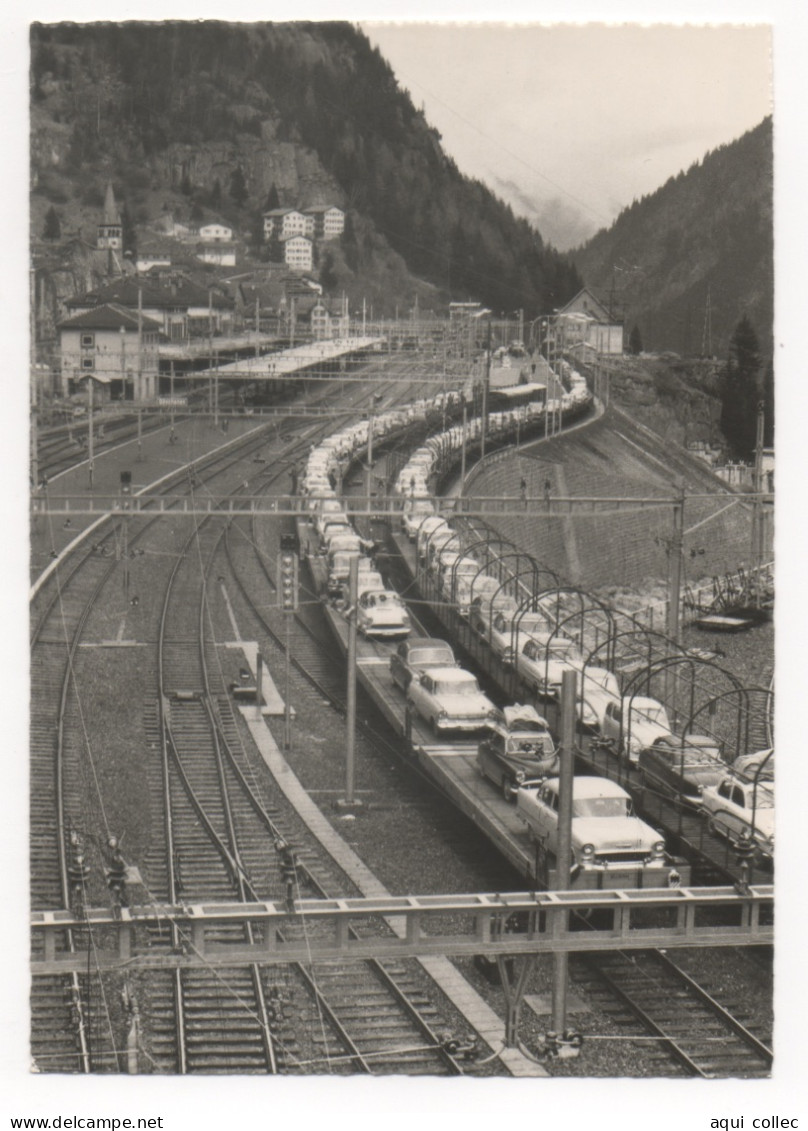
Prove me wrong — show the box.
[97,182,122,250]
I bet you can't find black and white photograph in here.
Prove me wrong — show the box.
[6,0,804,1124]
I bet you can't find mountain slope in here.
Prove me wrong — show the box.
[571,118,772,360]
[30,21,582,318]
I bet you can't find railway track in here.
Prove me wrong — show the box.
[31,360,484,1074]
[576,947,772,1077]
[30,351,773,1077]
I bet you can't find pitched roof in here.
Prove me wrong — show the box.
[102,183,121,226]
[58,302,161,332]
[66,274,234,311]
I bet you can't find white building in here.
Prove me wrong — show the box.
[198,222,234,242]
[282,234,313,272]
[58,302,160,401]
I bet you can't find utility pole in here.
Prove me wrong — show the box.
[666,479,685,648]
[169,360,175,431]
[87,377,95,489]
[481,318,491,458]
[208,289,214,421]
[550,669,577,1050]
[365,412,374,505]
[751,401,765,607]
[137,285,143,401]
[460,396,467,486]
[339,554,361,811]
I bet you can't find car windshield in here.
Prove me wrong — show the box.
[436,678,479,695]
[549,640,580,660]
[506,736,551,755]
[632,705,667,727]
[573,797,630,818]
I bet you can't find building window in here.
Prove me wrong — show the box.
[82,358,94,370]
[81,333,95,348]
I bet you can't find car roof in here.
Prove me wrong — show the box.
[543,776,630,799]
[406,637,452,651]
[502,704,547,728]
[423,667,478,683]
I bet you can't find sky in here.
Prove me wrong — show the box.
[362,23,772,248]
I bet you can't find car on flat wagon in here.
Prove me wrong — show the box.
[478,704,558,801]
[700,775,774,861]
[638,734,726,806]
[517,775,667,872]
[389,637,457,693]
[406,666,496,736]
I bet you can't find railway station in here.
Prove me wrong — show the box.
[30,328,775,1078]
[27,21,776,1087]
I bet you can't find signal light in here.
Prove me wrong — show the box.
[278,549,299,611]
[120,471,132,495]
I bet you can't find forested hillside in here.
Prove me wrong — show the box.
[571,118,772,361]
[30,21,582,317]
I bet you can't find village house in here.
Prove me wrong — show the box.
[554,287,624,355]
[281,234,314,272]
[263,205,344,242]
[58,302,160,401]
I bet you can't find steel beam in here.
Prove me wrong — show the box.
[31,886,773,974]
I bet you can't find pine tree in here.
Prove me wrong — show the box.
[264,183,280,211]
[43,206,61,241]
[762,360,774,448]
[629,324,643,355]
[719,316,761,460]
[230,167,248,207]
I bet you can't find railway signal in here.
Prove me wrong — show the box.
[278,533,299,612]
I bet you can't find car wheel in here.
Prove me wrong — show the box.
[430,717,440,738]
[707,814,719,837]
[502,777,515,803]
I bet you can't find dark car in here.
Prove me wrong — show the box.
[478,704,558,802]
[389,637,457,693]
[638,734,726,806]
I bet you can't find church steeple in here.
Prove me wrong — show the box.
[98,182,122,249]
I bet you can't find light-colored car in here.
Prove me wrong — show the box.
[700,776,774,860]
[454,573,501,620]
[416,517,450,563]
[732,748,774,781]
[407,666,496,736]
[401,498,435,540]
[438,554,480,607]
[356,589,411,639]
[516,775,667,870]
[478,704,558,801]
[355,568,385,597]
[469,592,519,637]
[638,734,726,805]
[488,609,550,667]
[577,666,621,731]
[515,633,584,699]
[601,696,672,764]
[390,637,457,693]
[425,530,461,574]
